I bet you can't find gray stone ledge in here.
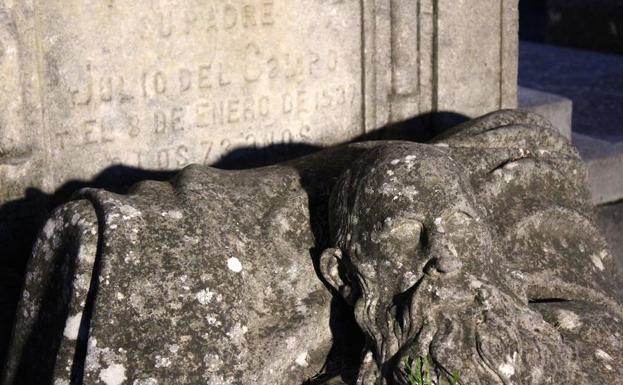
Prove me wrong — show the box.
[574,133,623,205]
[518,86,572,140]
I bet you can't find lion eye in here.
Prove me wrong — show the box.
[445,211,474,227]
[454,211,472,220]
[388,219,423,247]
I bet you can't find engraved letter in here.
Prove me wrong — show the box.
[55,131,70,149]
[243,5,257,27]
[308,52,320,76]
[206,5,217,32]
[128,115,140,137]
[220,138,232,152]
[141,71,148,98]
[154,110,166,134]
[282,93,293,114]
[180,68,192,93]
[71,64,93,106]
[259,96,270,117]
[154,71,167,95]
[176,145,189,166]
[183,9,197,35]
[245,134,257,147]
[100,119,114,143]
[196,103,211,128]
[223,4,237,30]
[267,57,279,79]
[218,63,232,87]
[201,141,213,164]
[227,98,240,123]
[242,98,255,122]
[328,50,338,72]
[244,43,262,83]
[297,90,307,114]
[299,125,312,140]
[100,77,113,102]
[158,10,173,38]
[157,148,169,168]
[171,107,185,132]
[261,1,275,25]
[282,129,293,143]
[83,120,97,145]
[198,65,212,90]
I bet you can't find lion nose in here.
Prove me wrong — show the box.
[434,254,462,273]
[427,241,463,274]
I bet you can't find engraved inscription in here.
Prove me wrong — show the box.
[139,2,276,40]
[40,0,363,184]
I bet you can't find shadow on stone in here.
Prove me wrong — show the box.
[0,167,177,373]
[214,111,469,169]
[0,111,469,378]
[11,230,81,384]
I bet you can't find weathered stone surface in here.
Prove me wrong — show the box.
[0,0,518,199]
[2,143,370,385]
[318,112,623,384]
[3,111,622,384]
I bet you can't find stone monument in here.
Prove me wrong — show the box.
[6,2,620,385]
[3,110,622,384]
[0,2,519,366]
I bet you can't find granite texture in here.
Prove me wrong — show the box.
[3,111,622,385]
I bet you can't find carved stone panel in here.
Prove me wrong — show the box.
[0,0,518,198]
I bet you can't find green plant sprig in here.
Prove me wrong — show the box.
[403,355,461,385]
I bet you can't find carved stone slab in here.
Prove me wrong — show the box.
[0,0,518,198]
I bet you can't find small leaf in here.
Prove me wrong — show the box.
[449,370,461,385]
[423,356,432,385]
[415,357,423,385]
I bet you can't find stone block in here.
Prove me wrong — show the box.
[518,86,572,140]
[595,201,623,276]
[573,133,623,205]
[0,0,518,199]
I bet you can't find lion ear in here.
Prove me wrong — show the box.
[329,168,352,247]
[431,110,575,157]
[319,247,355,304]
[320,248,344,292]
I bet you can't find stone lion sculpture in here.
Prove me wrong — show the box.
[2,110,622,385]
